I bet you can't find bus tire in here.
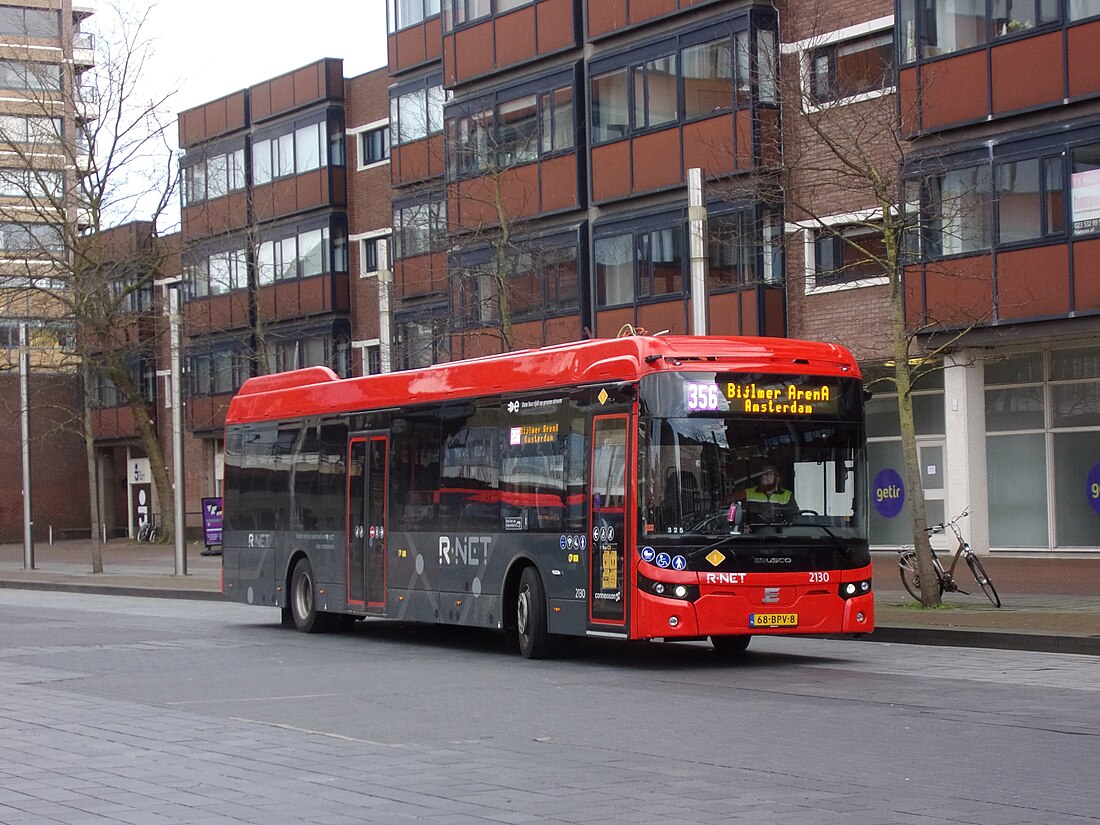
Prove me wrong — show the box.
[290,557,334,634]
[710,634,751,658]
[516,567,553,659]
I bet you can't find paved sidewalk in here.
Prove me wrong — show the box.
[1,539,1097,654]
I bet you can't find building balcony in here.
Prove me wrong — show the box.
[73,31,95,69]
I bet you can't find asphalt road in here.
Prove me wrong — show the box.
[1,591,1097,825]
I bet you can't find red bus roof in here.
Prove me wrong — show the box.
[225,335,861,425]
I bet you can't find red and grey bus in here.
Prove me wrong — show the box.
[221,334,873,658]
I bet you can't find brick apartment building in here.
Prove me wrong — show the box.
[0,0,97,543]
[378,0,1098,554]
[33,1,1098,554]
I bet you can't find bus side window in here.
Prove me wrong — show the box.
[391,411,441,531]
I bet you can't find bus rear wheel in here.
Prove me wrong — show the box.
[290,557,334,633]
[516,567,554,659]
[710,634,751,659]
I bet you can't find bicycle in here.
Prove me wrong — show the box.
[897,508,1001,607]
[136,517,158,543]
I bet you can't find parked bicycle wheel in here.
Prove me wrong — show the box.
[898,549,944,603]
[898,549,922,601]
[965,554,1001,607]
[136,521,151,542]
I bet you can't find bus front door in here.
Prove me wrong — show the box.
[589,415,629,629]
[348,433,389,610]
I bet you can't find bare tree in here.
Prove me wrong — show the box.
[764,4,996,606]
[0,2,179,568]
[441,92,580,358]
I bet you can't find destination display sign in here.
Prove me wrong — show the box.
[683,379,841,416]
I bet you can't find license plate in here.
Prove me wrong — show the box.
[750,613,798,628]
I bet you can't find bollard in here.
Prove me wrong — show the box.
[49,524,53,546]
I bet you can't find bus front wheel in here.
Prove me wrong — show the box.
[516,567,554,659]
[710,634,751,659]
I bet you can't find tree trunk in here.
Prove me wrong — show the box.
[888,261,940,607]
[80,361,104,573]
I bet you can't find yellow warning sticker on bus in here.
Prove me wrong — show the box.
[602,549,618,590]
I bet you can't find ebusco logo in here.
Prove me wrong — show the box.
[507,400,520,413]
[873,468,905,518]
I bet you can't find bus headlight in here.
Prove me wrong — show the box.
[838,579,872,600]
[638,573,699,602]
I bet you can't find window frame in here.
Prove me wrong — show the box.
[588,14,774,147]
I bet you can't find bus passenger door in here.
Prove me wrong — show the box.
[347,433,388,610]
[589,415,629,627]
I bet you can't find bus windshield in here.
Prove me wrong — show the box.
[639,373,866,541]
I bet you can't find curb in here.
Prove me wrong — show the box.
[865,625,1100,656]
[0,580,225,602]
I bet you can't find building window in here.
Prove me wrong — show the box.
[182,148,245,206]
[359,126,390,165]
[985,348,1100,549]
[366,343,382,375]
[1069,144,1100,235]
[264,334,346,376]
[707,212,755,288]
[393,199,446,259]
[390,83,447,146]
[997,156,1065,242]
[187,348,250,397]
[450,84,573,178]
[1070,0,1100,20]
[808,33,894,104]
[589,20,775,146]
[0,221,63,252]
[594,223,686,307]
[900,0,986,61]
[993,0,1059,36]
[396,315,450,369]
[682,38,734,119]
[917,164,993,257]
[632,54,678,130]
[253,224,346,285]
[252,118,338,186]
[360,237,389,274]
[591,68,629,143]
[594,234,634,306]
[813,224,888,287]
[0,60,61,91]
[0,115,60,144]
[388,0,441,32]
[0,7,59,38]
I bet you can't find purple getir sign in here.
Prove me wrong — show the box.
[873,468,905,518]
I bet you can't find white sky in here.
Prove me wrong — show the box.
[97,1,389,228]
[137,0,389,112]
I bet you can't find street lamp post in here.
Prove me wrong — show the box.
[158,278,186,576]
[19,322,34,569]
[688,168,709,336]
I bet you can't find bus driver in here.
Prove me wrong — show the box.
[742,464,797,520]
